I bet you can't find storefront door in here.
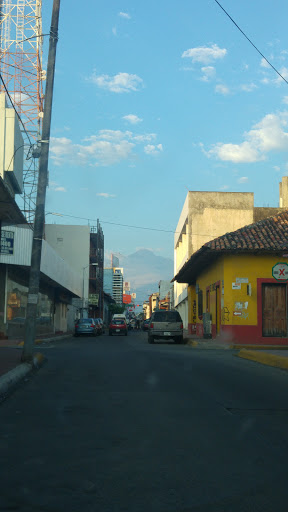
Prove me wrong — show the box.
[262,283,287,337]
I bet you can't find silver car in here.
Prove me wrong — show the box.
[148,310,183,344]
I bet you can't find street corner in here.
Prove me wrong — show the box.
[0,363,31,397]
[33,352,46,368]
[186,339,198,347]
[235,349,288,370]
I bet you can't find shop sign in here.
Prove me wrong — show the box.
[89,294,99,305]
[236,278,249,284]
[272,262,288,281]
[1,230,14,255]
[232,282,241,290]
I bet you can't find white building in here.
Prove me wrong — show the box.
[0,225,81,338]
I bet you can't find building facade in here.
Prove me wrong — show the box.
[174,177,288,332]
[45,222,104,320]
[174,210,288,345]
[0,226,82,338]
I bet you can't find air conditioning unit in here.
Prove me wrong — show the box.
[203,312,212,339]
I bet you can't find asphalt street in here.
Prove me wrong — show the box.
[0,331,288,511]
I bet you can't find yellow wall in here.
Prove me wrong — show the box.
[196,257,224,325]
[196,253,288,328]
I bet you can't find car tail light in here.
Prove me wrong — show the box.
[150,322,154,328]
[180,323,183,329]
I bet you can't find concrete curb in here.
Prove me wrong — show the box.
[235,349,288,370]
[17,333,72,347]
[232,344,288,350]
[0,352,46,396]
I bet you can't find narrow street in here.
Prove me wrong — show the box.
[1,331,288,511]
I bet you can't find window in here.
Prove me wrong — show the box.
[152,311,182,322]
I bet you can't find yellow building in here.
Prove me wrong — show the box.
[174,210,288,345]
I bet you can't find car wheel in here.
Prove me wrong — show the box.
[74,333,79,337]
[109,331,112,336]
[125,331,128,336]
[175,336,183,344]
[148,335,154,344]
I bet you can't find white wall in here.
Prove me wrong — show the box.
[0,225,82,297]
[45,224,90,300]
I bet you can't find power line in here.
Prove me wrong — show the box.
[0,72,33,144]
[214,0,288,86]
[46,212,177,233]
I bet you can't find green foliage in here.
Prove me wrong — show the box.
[108,304,125,314]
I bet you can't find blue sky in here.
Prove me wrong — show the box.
[43,0,288,261]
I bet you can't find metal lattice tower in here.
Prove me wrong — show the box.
[0,0,44,223]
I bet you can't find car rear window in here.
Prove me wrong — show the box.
[152,311,182,322]
[113,320,125,325]
[77,319,93,324]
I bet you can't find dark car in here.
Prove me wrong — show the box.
[142,318,151,331]
[74,318,98,337]
[148,310,183,344]
[109,318,128,336]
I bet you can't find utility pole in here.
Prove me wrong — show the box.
[22,0,61,363]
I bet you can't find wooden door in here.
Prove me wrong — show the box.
[262,284,287,337]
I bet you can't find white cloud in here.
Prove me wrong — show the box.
[182,44,227,64]
[112,27,117,36]
[96,192,116,198]
[144,144,163,155]
[215,84,230,95]
[50,130,162,167]
[119,12,131,19]
[200,66,216,82]
[240,83,257,92]
[123,114,143,124]
[260,58,270,68]
[206,111,288,163]
[87,71,143,93]
[48,181,66,192]
[283,96,288,104]
[261,66,288,86]
[273,165,281,172]
[219,185,229,191]
[237,177,248,183]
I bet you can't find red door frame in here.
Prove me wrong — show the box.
[257,278,288,339]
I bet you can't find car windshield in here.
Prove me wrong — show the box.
[152,311,182,322]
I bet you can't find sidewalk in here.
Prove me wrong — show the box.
[0,333,71,397]
[183,331,288,370]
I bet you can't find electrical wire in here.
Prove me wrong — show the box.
[214,0,288,86]
[45,211,238,237]
[0,72,33,144]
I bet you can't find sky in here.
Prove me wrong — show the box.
[42,0,288,262]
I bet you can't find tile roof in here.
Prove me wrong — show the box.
[173,209,288,284]
[205,209,288,252]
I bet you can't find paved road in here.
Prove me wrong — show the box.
[1,331,288,511]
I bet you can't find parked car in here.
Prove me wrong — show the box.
[109,318,128,336]
[148,310,183,344]
[142,318,151,331]
[95,318,104,334]
[74,318,98,337]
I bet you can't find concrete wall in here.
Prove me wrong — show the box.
[44,224,90,300]
[188,191,254,256]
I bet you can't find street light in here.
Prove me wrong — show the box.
[82,263,98,318]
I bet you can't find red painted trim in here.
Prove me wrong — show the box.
[221,325,288,345]
[188,323,196,334]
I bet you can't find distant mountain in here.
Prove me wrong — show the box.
[117,249,174,304]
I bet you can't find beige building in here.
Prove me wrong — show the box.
[174,177,288,332]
